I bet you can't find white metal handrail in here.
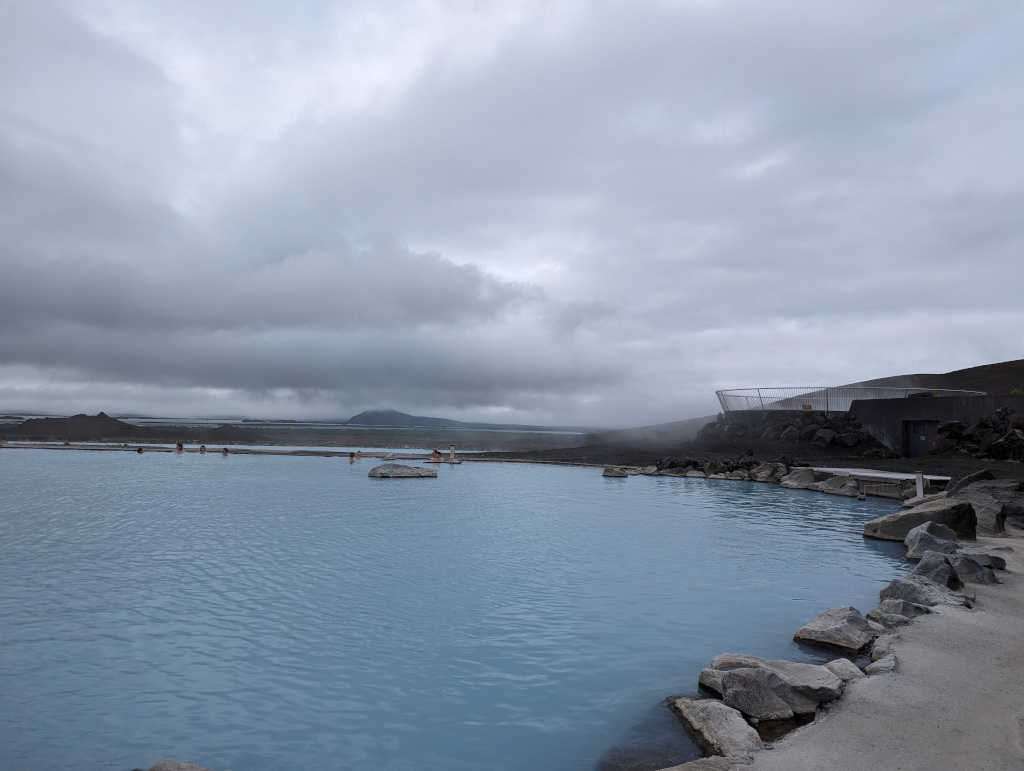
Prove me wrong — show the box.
[716,387,986,413]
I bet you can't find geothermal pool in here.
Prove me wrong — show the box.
[0,449,906,770]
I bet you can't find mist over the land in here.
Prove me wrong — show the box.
[1,1,1022,427]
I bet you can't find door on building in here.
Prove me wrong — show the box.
[904,421,938,458]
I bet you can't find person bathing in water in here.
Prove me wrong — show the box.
[431,448,443,461]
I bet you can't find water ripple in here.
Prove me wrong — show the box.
[0,451,906,770]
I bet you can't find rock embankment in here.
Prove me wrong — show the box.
[657,509,1017,771]
[695,411,894,458]
[873,468,1024,536]
[926,407,1024,461]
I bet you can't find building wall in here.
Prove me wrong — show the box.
[850,395,1024,455]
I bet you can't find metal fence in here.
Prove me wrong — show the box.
[716,387,986,413]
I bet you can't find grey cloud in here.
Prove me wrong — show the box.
[0,0,1022,425]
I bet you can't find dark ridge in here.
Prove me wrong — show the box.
[0,413,157,441]
[0,413,273,444]
[845,359,1024,394]
[345,409,465,428]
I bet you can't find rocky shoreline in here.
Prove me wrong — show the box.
[649,470,1024,771]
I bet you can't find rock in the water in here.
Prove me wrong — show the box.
[868,598,933,619]
[749,462,788,483]
[711,653,768,670]
[779,467,815,489]
[823,658,865,682]
[669,698,764,759]
[602,466,629,477]
[878,576,971,607]
[960,551,1006,570]
[755,660,843,703]
[947,553,998,584]
[699,667,724,696]
[908,552,964,590]
[904,529,962,561]
[368,463,438,478]
[863,499,976,541]
[709,655,843,703]
[865,653,898,675]
[793,606,883,654]
[721,670,794,721]
[808,475,860,497]
[685,469,707,478]
[135,763,220,771]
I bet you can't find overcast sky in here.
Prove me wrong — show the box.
[1,0,1022,426]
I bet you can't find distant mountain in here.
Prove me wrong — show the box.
[844,359,1024,394]
[345,409,465,428]
[0,412,274,444]
[0,412,158,441]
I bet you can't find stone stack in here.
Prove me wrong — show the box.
[926,408,1024,460]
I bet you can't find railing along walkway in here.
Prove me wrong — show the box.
[716,387,985,413]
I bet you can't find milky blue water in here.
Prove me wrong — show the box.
[0,449,906,771]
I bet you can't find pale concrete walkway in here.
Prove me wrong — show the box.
[811,466,950,483]
[743,533,1024,771]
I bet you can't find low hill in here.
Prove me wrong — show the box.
[345,409,464,428]
[0,413,274,444]
[846,359,1024,394]
[0,412,158,442]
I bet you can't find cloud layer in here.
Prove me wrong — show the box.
[1,0,1022,425]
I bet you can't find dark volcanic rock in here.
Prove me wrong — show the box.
[863,499,977,541]
[927,436,956,454]
[904,529,962,561]
[793,606,883,654]
[669,698,763,759]
[811,429,836,448]
[908,552,964,590]
[904,520,958,542]
[780,426,800,442]
[945,469,996,496]
[878,576,971,607]
[721,670,794,721]
[947,553,998,584]
[867,598,933,620]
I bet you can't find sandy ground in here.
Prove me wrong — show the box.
[741,532,1024,771]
